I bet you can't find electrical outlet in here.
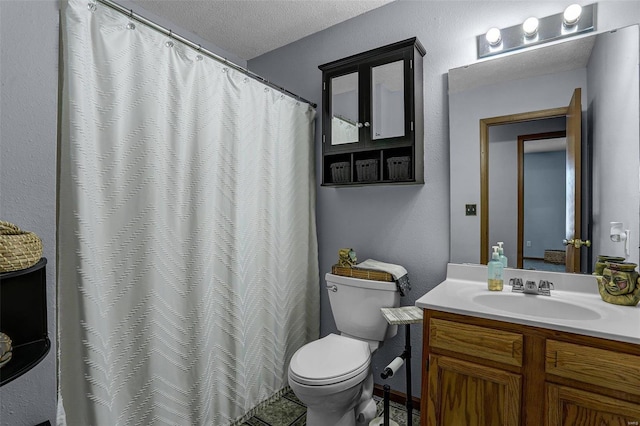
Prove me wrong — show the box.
[465,204,477,216]
[526,241,532,247]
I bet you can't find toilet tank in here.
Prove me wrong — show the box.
[325,273,400,342]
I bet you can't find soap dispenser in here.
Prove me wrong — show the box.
[488,246,504,291]
[497,241,508,268]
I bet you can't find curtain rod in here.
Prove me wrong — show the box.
[94,0,317,108]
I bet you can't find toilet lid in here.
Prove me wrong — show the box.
[289,334,371,386]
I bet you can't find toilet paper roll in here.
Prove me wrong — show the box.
[384,356,405,377]
[356,399,377,424]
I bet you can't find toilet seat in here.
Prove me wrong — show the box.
[289,334,371,386]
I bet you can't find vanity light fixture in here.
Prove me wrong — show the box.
[486,27,502,46]
[563,4,582,26]
[523,17,539,38]
[477,3,596,58]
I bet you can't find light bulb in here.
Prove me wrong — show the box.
[523,17,539,37]
[486,27,502,46]
[563,4,582,26]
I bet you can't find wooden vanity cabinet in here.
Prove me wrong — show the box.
[421,310,640,426]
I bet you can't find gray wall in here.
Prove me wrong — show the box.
[0,1,237,425]
[1,2,59,425]
[488,138,518,263]
[588,25,640,265]
[249,1,640,397]
[524,151,567,258]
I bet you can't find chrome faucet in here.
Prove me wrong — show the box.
[509,278,553,296]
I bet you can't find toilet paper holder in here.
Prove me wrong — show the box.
[377,306,423,426]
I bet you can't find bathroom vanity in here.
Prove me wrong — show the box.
[416,264,640,426]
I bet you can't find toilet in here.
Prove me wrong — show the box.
[288,273,400,426]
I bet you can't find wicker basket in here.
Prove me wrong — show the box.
[355,159,379,182]
[330,161,351,184]
[331,264,393,282]
[544,249,566,265]
[0,221,42,273]
[387,156,411,181]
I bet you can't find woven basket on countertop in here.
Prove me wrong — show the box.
[0,221,42,273]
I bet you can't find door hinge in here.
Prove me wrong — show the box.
[323,82,326,91]
[410,59,413,69]
[323,134,326,143]
[411,121,414,132]
[425,357,429,371]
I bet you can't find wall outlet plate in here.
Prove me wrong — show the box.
[465,204,477,216]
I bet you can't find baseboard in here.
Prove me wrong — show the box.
[373,384,420,409]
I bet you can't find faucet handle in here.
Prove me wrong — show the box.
[509,277,524,292]
[538,280,554,296]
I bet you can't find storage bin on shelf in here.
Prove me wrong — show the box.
[387,156,411,181]
[355,159,379,182]
[330,161,351,184]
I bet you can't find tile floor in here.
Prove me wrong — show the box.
[241,389,420,426]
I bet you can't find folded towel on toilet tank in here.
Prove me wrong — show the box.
[356,259,411,296]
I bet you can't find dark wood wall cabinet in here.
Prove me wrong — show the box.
[319,38,425,186]
[0,258,50,386]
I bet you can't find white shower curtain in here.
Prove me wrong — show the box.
[58,1,319,424]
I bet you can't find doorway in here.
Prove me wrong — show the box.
[518,131,567,271]
[480,88,584,273]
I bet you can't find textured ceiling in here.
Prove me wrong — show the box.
[131,0,394,60]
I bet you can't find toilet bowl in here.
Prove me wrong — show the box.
[288,334,373,426]
[288,273,400,426]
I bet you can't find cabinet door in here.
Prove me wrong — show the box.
[427,355,522,426]
[324,67,363,152]
[546,383,640,426]
[365,50,412,148]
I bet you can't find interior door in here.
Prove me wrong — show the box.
[565,88,582,273]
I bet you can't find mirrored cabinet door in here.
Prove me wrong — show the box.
[371,59,405,141]
[330,71,360,147]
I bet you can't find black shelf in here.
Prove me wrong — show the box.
[0,339,50,386]
[0,258,49,387]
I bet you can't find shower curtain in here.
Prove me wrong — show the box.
[58,1,319,424]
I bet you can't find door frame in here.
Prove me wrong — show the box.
[479,107,569,265]
[517,131,567,269]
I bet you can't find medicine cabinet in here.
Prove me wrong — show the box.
[319,37,425,186]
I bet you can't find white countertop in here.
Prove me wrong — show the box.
[415,263,640,345]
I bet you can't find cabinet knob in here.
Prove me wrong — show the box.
[364,121,370,127]
[357,122,364,128]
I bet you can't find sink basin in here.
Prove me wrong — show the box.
[472,293,602,320]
